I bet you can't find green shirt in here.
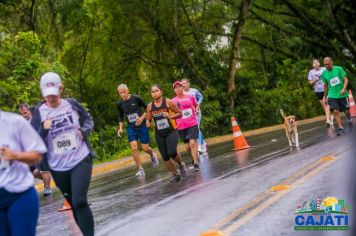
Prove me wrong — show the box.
[321,66,348,99]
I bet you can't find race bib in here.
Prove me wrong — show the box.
[182,109,193,119]
[127,113,139,123]
[0,154,10,172]
[156,119,170,130]
[330,77,341,87]
[53,132,78,155]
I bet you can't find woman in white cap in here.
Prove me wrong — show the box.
[0,110,47,236]
[32,72,95,236]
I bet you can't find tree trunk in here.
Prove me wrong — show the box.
[228,0,251,112]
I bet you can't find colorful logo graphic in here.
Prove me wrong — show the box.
[294,197,351,231]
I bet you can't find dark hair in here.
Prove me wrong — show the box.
[18,103,30,110]
[312,58,319,64]
[151,84,162,91]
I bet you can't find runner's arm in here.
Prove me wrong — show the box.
[341,77,348,94]
[307,71,316,85]
[195,90,203,105]
[166,99,182,119]
[117,103,125,131]
[79,107,94,138]
[0,148,41,165]
[146,103,152,127]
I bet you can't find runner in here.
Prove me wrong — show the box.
[32,72,95,236]
[146,84,187,182]
[307,59,333,127]
[0,110,47,236]
[321,57,352,135]
[19,103,53,196]
[181,78,207,152]
[117,84,159,177]
[172,81,200,171]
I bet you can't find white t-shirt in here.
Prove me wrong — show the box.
[39,99,89,171]
[0,111,47,193]
[308,67,326,92]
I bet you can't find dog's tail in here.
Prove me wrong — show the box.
[280,109,286,119]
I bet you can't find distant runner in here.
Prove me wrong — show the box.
[146,84,187,182]
[172,81,200,171]
[181,78,207,153]
[307,59,333,127]
[321,57,352,135]
[117,84,159,177]
[0,110,47,236]
[19,103,53,196]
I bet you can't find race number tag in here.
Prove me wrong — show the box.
[330,77,341,87]
[157,119,170,130]
[182,109,193,119]
[53,133,78,155]
[127,113,139,123]
[0,154,10,172]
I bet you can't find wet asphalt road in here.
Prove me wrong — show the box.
[36,119,354,236]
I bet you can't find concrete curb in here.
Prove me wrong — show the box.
[34,115,325,192]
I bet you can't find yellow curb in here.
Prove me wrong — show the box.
[319,156,336,162]
[200,230,225,236]
[270,185,291,192]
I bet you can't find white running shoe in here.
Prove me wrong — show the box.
[198,143,207,153]
[43,187,53,197]
[198,145,203,153]
[202,142,207,152]
[151,153,159,168]
[135,168,145,177]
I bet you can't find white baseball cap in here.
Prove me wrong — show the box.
[40,72,62,97]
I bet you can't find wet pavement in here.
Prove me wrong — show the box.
[36,120,354,236]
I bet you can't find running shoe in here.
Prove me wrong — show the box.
[326,122,331,128]
[198,144,203,153]
[193,163,200,172]
[170,174,181,182]
[198,143,207,153]
[151,153,159,168]
[336,128,345,136]
[179,162,187,177]
[135,168,145,177]
[43,187,53,197]
[202,142,207,152]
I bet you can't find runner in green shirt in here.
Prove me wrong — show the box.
[321,57,352,135]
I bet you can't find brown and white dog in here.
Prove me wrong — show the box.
[280,109,299,148]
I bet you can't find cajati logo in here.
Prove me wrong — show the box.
[294,197,351,231]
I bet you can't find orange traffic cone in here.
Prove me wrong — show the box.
[348,90,356,117]
[231,117,251,151]
[58,199,72,212]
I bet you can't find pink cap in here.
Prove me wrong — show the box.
[173,81,182,88]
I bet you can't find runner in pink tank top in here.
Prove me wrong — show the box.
[172,81,200,171]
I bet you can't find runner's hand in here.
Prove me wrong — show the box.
[135,117,143,126]
[117,129,123,138]
[0,147,18,161]
[162,112,170,118]
[146,120,151,128]
[43,119,52,130]
[340,89,346,95]
[323,96,327,105]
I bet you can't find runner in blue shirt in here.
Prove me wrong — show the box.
[181,78,207,153]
